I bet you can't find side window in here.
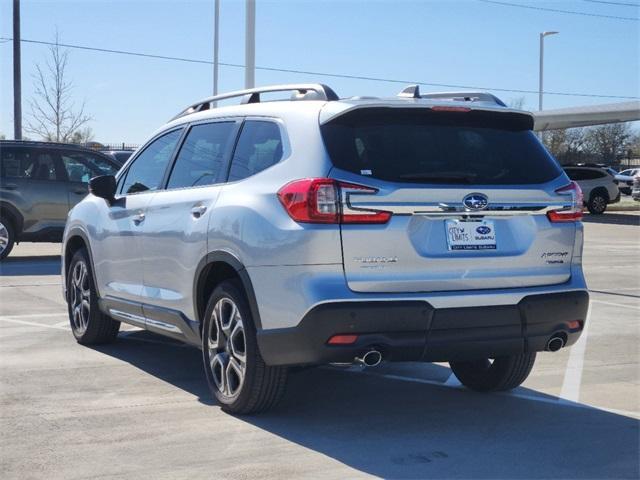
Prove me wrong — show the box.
[61,152,118,183]
[0,147,60,181]
[564,169,583,181]
[166,122,235,189]
[590,170,607,180]
[120,129,182,195]
[228,121,284,182]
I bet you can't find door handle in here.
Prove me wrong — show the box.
[73,188,87,195]
[132,212,145,225]
[191,205,207,218]
[2,184,17,191]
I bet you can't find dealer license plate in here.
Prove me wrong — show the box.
[445,220,497,251]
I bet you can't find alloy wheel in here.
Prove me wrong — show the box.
[592,196,606,213]
[0,221,8,256]
[207,297,247,398]
[70,261,91,335]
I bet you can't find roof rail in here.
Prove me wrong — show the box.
[396,85,507,107]
[0,139,84,148]
[171,83,339,121]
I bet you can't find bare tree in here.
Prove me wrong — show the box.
[25,31,92,142]
[507,96,526,110]
[69,127,95,144]
[583,123,632,166]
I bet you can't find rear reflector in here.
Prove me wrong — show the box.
[567,320,582,330]
[327,334,358,345]
[547,181,583,223]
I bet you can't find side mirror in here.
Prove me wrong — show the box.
[89,175,116,203]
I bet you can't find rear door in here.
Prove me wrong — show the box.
[322,107,576,293]
[140,120,239,324]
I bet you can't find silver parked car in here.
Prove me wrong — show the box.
[62,84,589,414]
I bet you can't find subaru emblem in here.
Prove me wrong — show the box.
[463,193,489,211]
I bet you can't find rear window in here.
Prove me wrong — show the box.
[321,108,562,185]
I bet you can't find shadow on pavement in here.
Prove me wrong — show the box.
[0,255,61,276]
[97,330,639,479]
[583,213,640,226]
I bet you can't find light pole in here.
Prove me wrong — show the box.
[245,0,255,89]
[213,0,220,98]
[539,31,559,111]
[13,0,22,140]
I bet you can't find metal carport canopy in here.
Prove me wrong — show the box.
[533,101,640,131]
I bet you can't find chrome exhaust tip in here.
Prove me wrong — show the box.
[355,350,383,367]
[546,335,565,352]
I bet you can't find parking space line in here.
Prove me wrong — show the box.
[590,299,639,310]
[0,317,70,330]
[560,311,591,403]
[0,312,68,318]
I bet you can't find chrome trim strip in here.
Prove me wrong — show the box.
[347,204,569,216]
[145,317,183,334]
[109,309,146,327]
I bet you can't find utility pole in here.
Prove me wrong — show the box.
[245,0,255,89]
[213,0,220,99]
[13,0,22,140]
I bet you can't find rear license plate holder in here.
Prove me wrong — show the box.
[445,219,496,251]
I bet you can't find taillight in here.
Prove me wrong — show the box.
[277,178,391,224]
[547,181,583,223]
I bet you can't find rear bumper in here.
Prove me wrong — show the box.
[257,290,589,366]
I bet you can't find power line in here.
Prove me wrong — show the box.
[2,36,638,100]
[582,0,639,7]
[476,0,639,20]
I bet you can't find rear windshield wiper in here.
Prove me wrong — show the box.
[398,172,477,183]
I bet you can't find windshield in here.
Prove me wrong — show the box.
[321,108,562,185]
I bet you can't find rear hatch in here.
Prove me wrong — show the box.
[321,106,576,293]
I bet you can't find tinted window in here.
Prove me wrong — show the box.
[585,169,606,180]
[0,147,61,181]
[228,121,283,182]
[120,130,182,194]
[167,122,235,189]
[114,152,133,164]
[321,108,562,185]
[564,168,584,181]
[61,151,118,183]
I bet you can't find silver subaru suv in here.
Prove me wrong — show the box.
[62,84,589,414]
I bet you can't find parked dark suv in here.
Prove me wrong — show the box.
[0,141,120,259]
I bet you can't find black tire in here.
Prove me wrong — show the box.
[587,192,608,215]
[66,248,120,344]
[0,215,16,260]
[202,279,287,414]
[449,352,536,392]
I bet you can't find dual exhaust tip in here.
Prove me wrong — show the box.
[350,335,565,366]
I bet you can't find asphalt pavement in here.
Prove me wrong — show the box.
[1,213,638,479]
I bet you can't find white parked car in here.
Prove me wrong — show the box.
[563,166,620,214]
[609,168,637,195]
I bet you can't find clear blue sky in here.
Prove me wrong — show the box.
[1,0,638,144]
